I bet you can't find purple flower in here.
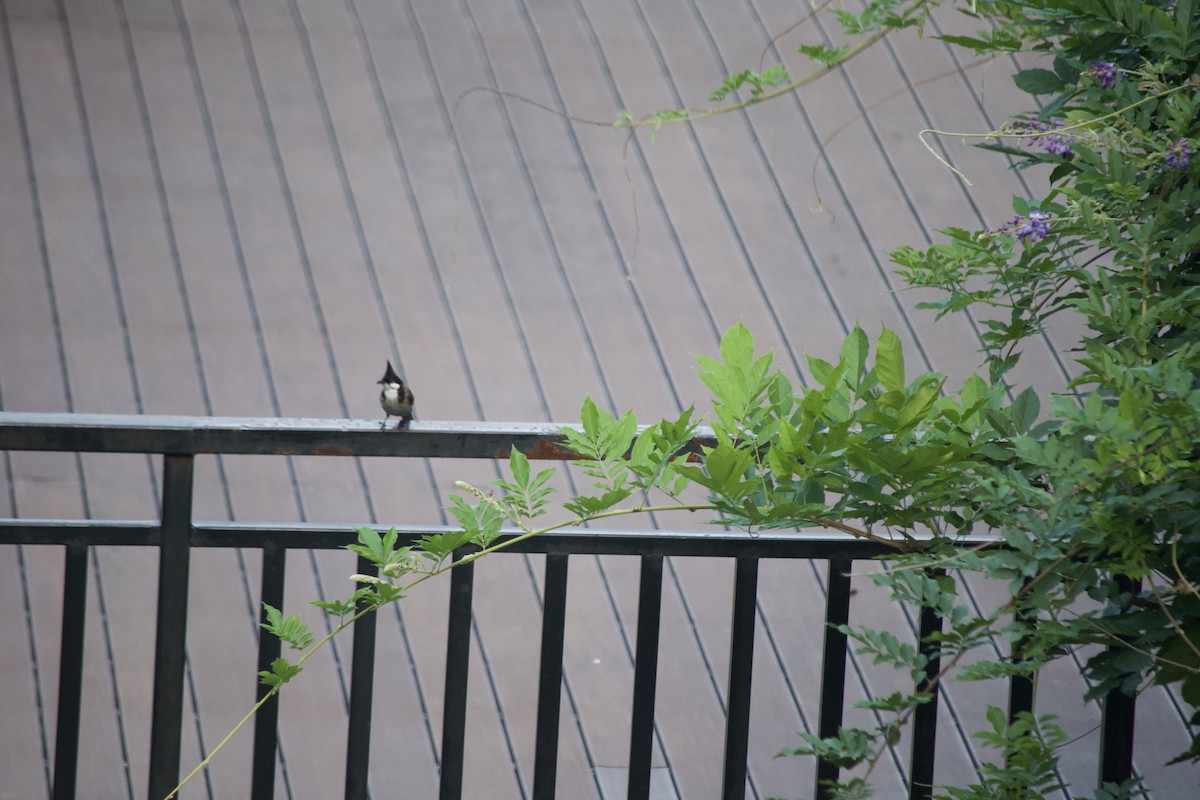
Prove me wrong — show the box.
[1165,139,1192,170]
[1089,61,1119,90]
[1000,210,1052,244]
[1009,119,1074,156]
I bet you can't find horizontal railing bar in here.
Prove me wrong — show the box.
[0,412,714,459]
[0,519,997,558]
[0,520,160,547]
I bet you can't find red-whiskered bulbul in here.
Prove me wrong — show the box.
[377,361,414,429]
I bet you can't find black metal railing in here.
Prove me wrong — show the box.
[0,413,1138,800]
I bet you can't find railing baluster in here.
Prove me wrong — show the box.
[147,454,195,800]
[627,554,664,800]
[51,542,89,800]
[345,556,379,800]
[908,570,944,800]
[251,545,286,799]
[1007,579,1034,731]
[1098,674,1137,787]
[1099,576,1139,787]
[722,556,759,800]
[439,552,475,800]
[814,558,852,800]
[532,553,569,800]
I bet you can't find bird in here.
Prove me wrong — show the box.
[377,361,414,429]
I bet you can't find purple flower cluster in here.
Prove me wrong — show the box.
[1165,139,1192,170]
[999,210,1052,244]
[1089,61,1119,90]
[1009,119,1074,156]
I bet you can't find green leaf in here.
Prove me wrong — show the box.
[509,446,530,486]
[853,690,930,712]
[779,727,877,768]
[258,656,303,688]
[630,426,656,472]
[372,581,405,605]
[797,43,852,67]
[605,410,639,461]
[345,527,381,564]
[260,603,314,651]
[839,326,869,390]
[563,487,633,518]
[447,494,504,548]
[580,395,600,439]
[344,526,401,569]
[709,65,792,103]
[808,355,846,393]
[1013,68,1065,95]
[704,440,752,493]
[1009,387,1041,433]
[875,326,905,393]
[1052,55,1080,84]
[1182,674,1200,708]
[936,34,997,53]
[494,446,556,519]
[720,322,756,370]
[416,530,474,559]
[565,398,638,463]
[313,589,374,618]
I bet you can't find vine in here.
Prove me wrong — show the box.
[171,1,1200,797]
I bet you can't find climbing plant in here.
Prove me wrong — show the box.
[616,0,1200,795]
[171,1,1198,798]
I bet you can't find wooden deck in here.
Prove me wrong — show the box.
[0,0,1195,798]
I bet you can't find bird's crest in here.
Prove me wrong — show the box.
[379,361,402,385]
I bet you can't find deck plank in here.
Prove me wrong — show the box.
[0,546,52,798]
[8,6,149,795]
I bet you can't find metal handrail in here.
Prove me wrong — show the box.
[0,411,709,459]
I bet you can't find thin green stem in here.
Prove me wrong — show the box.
[1140,553,1200,666]
[163,501,711,799]
[618,28,894,131]
[1172,540,1200,604]
[918,84,1190,183]
[163,688,279,799]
